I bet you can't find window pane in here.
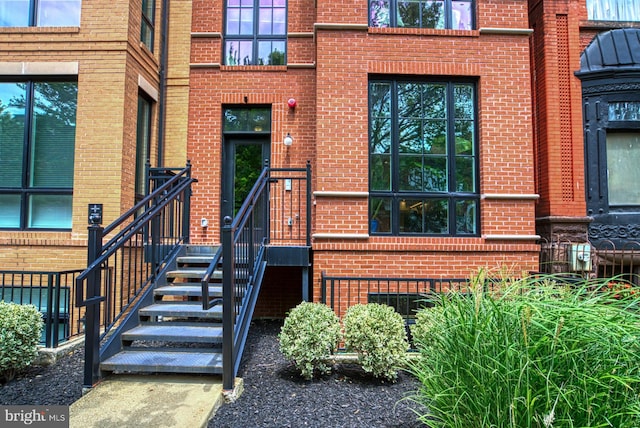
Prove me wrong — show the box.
[402,199,448,234]
[370,154,391,191]
[370,0,390,27]
[423,1,444,28]
[587,0,640,21]
[399,155,425,191]
[223,107,271,132]
[424,157,447,192]
[455,156,475,192]
[455,199,476,234]
[399,118,422,153]
[424,83,446,118]
[225,40,253,65]
[37,0,81,26]
[240,7,254,34]
[424,120,447,154]
[226,8,240,34]
[257,40,285,65]
[0,0,29,26]
[370,197,391,233]
[258,5,285,34]
[141,21,153,48]
[607,133,640,205]
[455,119,473,155]
[0,194,20,228]
[398,0,421,27]
[608,102,640,121]
[136,96,152,197]
[28,194,72,228]
[452,1,471,29]
[30,82,77,188]
[0,83,26,188]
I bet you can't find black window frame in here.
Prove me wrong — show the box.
[0,78,77,231]
[368,77,480,237]
[135,92,153,204]
[223,0,287,66]
[369,0,475,30]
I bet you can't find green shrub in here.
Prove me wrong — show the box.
[0,301,43,382]
[278,302,341,380]
[343,303,408,381]
[409,273,640,428]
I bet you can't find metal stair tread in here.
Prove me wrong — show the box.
[177,255,217,264]
[100,349,222,374]
[139,303,222,318]
[122,325,223,343]
[154,285,222,297]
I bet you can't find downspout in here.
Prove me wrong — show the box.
[156,0,170,166]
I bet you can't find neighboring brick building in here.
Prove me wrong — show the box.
[0,0,638,318]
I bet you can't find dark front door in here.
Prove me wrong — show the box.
[222,137,270,219]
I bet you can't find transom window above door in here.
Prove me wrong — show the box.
[224,0,287,66]
[369,0,473,30]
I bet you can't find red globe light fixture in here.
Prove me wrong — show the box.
[287,98,297,109]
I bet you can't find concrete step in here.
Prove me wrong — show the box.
[139,303,223,320]
[100,349,223,374]
[122,324,223,344]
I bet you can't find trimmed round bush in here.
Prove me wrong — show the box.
[343,303,409,381]
[0,301,43,382]
[278,301,341,380]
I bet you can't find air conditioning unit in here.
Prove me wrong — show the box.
[569,244,592,271]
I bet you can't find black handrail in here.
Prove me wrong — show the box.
[75,163,196,388]
[202,164,311,391]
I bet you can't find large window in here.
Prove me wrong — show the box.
[0,80,77,230]
[0,0,81,26]
[369,79,478,236]
[369,0,473,29]
[587,0,639,21]
[224,0,286,66]
[141,0,155,51]
[135,94,153,203]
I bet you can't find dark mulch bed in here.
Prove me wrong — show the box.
[0,320,425,427]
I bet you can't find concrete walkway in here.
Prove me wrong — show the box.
[69,375,243,428]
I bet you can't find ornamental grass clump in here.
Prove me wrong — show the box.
[409,271,640,428]
[0,301,43,383]
[279,302,341,380]
[343,303,409,381]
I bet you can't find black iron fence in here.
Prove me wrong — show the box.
[75,163,196,388]
[320,274,480,322]
[0,269,84,347]
[538,238,640,284]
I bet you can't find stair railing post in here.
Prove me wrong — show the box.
[182,162,193,243]
[222,215,235,390]
[84,222,103,389]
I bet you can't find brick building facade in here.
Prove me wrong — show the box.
[0,0,638,318]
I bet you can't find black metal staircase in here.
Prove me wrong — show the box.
[75,163,311,391]
[100,245,224,375]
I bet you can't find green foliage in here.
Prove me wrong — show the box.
[278,302,341,380]
[0,302,43,382]
[343,303,409,381]
[409,273,640,428]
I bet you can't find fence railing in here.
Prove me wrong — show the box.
[538,238,640,284]
[75,163,195,388]
[0,270,84,348]
[320,273,481,322]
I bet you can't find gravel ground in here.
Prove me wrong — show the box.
[0,319,425,427]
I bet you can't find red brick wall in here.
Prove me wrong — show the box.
[187,0,540,305]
